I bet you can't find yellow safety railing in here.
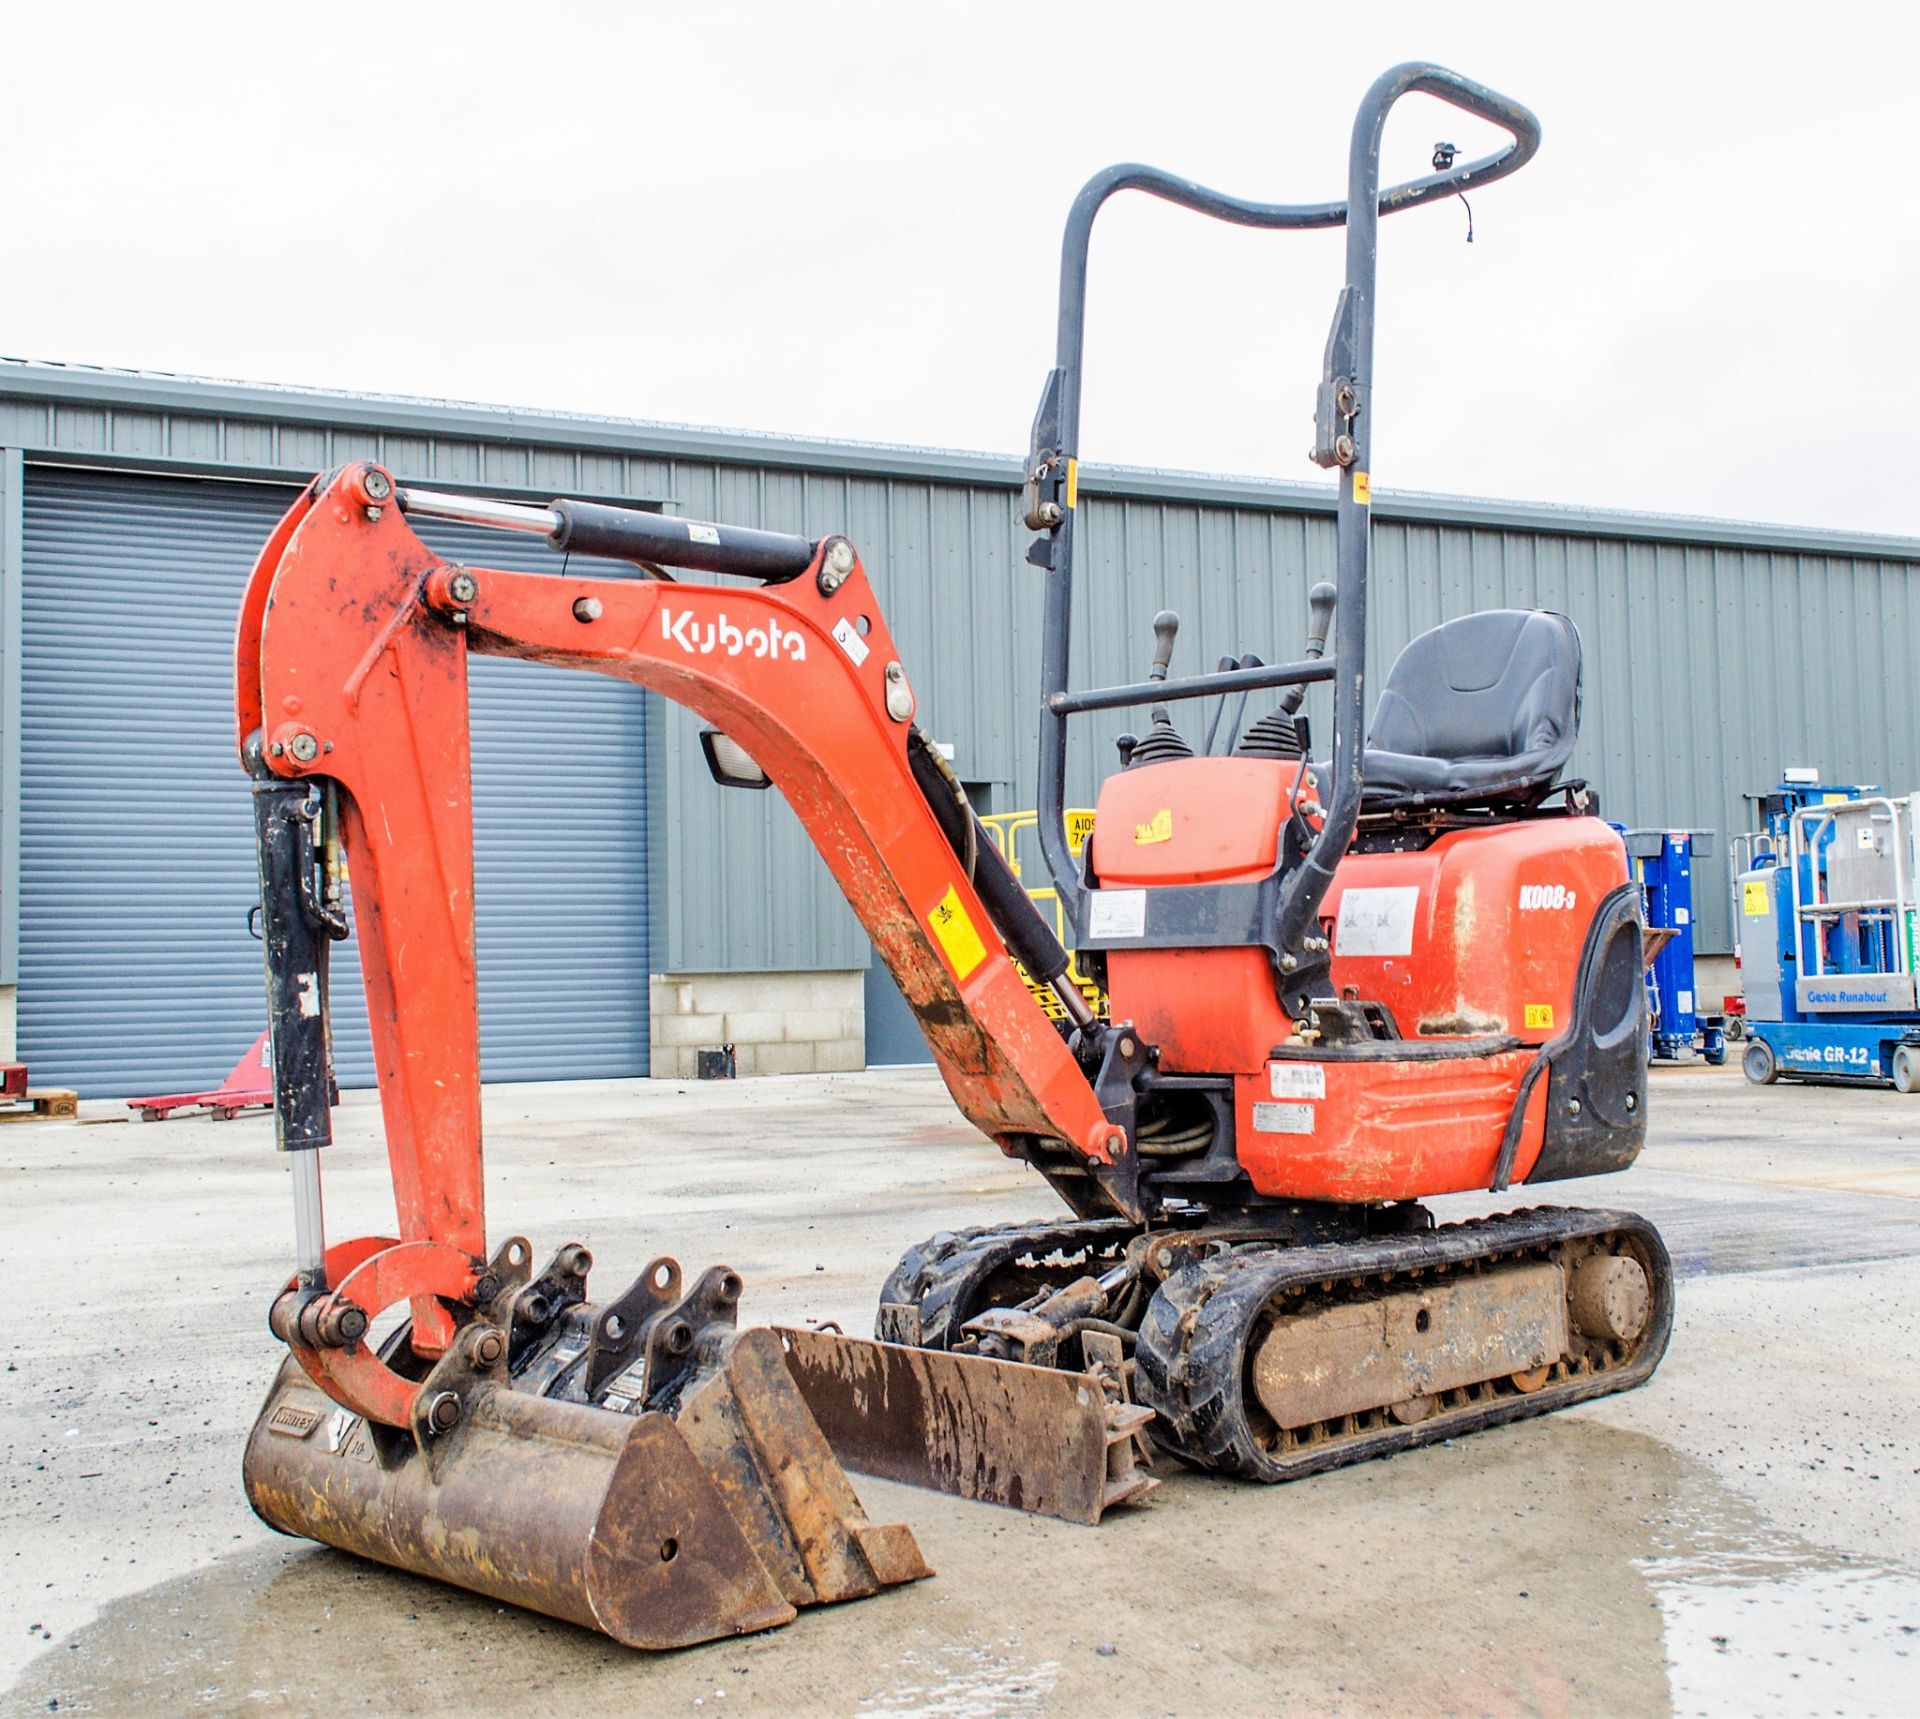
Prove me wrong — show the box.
[977,809,1107,1021]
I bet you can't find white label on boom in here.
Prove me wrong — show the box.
[831,616,870,666]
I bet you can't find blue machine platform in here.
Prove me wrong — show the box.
[1734,774,1920,1092]
[1743,1018,1920,1085]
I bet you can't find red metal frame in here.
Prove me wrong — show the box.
[236,465,1112,1425]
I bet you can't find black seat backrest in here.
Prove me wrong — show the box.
[1362,609,1581,809]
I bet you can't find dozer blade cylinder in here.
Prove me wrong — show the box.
[244,1332,928,1651]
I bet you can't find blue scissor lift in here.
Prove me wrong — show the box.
[1733,775,1920,1091]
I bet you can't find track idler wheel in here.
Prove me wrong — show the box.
[1567,1252,1651,1344]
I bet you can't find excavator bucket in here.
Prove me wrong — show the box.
[244,1260,929,1651]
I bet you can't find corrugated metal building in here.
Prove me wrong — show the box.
[4,358,1917,1093]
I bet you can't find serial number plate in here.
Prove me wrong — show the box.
[1268,1063,1326,1100]
[1252,1101,1316,1135]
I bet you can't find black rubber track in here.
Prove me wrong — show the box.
[1132,1205,1673,1482]
[877,1216,1138,1349]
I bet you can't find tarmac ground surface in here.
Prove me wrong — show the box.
[3,1061,1917,1716]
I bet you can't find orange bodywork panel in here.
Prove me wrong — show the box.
[1098,756,1628,1202]
[1233,1050,1550,1199]
[1322,820,1629,1042]
[1091,757,1298,886]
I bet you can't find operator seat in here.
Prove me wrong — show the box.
[1356,608,1581,810]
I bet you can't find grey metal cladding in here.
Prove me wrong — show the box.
[519,463,1920,971]
[6,360,1920,975]
[18,468,649,1095]
[7,358,1919,561]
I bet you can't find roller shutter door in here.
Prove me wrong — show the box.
[18,466,650,1095]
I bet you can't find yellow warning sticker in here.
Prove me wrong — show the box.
[1743,879,1770,916]
[1524,1003,1555,1031]
[1352,470,1371,505]
[1065,458,1079,510]
[928,886,988,980]
[1134,808,1173,846]
[1065,809,1097,855]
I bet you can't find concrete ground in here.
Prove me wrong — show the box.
[2,1062,1917,1717]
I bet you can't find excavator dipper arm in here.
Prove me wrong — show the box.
[236,462,1117,1429]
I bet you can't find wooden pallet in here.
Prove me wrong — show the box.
[0,1088,79,1122]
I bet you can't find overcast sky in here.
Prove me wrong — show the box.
[6,2,1916,535]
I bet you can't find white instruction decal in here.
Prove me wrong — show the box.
[1268,1062,1326,1100]
[1087,890,1148,940]
[1335,885,1419,957]
[686,522,722,545]
[1678,989,1693,1014]
[296,972,321,1018]
[1674,907,1690,926]
[1252,1101,1316,1136]
[831,616,870,666]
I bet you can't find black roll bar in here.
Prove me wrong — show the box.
[1025,62,1540,990]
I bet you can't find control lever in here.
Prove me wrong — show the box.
[1208,654,1264,755]
[1148,610,1179,725]
[1278,583,1336,717]
[1125,610,1195,768]
[1149,610,1179,680]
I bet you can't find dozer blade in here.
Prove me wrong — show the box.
[776,1327,1158,1526]
[243,1327,928,1650]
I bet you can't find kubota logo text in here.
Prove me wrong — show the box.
[662,609,806,662]
[1518,883,1577,910]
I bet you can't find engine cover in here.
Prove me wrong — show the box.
[1090,756,1635,1200]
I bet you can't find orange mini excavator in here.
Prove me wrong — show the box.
[236,63,1670,1650]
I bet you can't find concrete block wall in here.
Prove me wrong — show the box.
[649,970,865,1078]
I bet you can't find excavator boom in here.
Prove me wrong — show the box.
[233,467,1152,1646]
[238,476,1118,1298]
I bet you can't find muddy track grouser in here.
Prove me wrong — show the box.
[234,61,1671,1648]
